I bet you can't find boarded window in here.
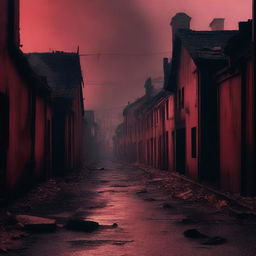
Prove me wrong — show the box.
[191,127,197,158]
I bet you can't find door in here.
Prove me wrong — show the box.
[176,128,186,174]
[0,94,9,193]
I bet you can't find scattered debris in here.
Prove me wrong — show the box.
[183,229,208,239]
[180,217,200,225]
[15,215,56,232]
[148,178,168,184]
[215,200,228,209]
[175,190,193,200]
[202,236,227,245]
[0,247,8,254]
[112,223,118,228]
[111,184,128,188]
[136,189,148,194]
[0,230,28,253]
[162,203,173,209]
[2,212,17,226]
[144,198,156,202]
[65,218,99,232]
[229,207,256,219]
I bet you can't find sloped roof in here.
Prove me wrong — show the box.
[136,90,170,115]
[9,47,51,96]
[176,29,238,61]
[26,52,83,98]
[123,95,146,115]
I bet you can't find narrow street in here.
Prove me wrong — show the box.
[5,162,256,256]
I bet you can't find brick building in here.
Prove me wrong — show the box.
[27,52,84,175]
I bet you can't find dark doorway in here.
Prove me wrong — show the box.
[176,128,186,174]
[0,94,9,193]
[164,131,169,170]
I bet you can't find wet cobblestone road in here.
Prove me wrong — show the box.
[6,162,256,256]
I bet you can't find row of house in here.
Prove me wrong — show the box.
[0,0,84,197]
[83,110,101,164]
[113,13,255,196]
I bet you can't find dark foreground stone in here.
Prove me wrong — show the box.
[65,219,99,232]
[202,236,227,245]
[15,215,57,232]
[183,229,208,239]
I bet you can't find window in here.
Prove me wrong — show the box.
[191,127,197,158]
[166,100,169,120]
[178,89,181,108]
[177,88,184,109]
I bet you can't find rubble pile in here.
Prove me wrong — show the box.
[141,165,229,211]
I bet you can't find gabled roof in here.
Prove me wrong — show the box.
[167,29,239,91]
[224,21,253,61]
[136,90,171,116]
[9,47,51,96]
[123,96,146,116]
[26,52,83,98]
[176,29,238,61]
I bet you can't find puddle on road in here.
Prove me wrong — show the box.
[97,190,128,194]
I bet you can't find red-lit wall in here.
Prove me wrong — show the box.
[176,47,198,179]
[64,87,83,171]
[0,0,52,192]
[34,97,52,179]
[4,58,34,190]
[219,74,242,193]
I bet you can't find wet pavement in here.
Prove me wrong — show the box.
[6,162,256,255]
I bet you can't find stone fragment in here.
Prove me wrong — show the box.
[112,223,118,228]
[65,218,99,232]
[202,236,227,245]
[183,229,208,239]
[136,189,148,194]
[144,198,156,202]
[180,217,200,224]
[15,215,56,232]
[175,190,193,200]
[162,203,173,209]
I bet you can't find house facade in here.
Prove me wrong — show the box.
[114,13,255,196]
[216,20,254,195]
[168,13,238,184]
[26,52,84,175]
[0,0,52,194]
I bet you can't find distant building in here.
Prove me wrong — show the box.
[27,52,84,175]
[114,78,159,162]
[84,110,100,163]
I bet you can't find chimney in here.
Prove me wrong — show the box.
[170,13,191,40]
[144,78,153,99]
[163,58,170,89]
[8,0,20,47]
[209,18,225,31]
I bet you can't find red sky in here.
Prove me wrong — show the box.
[20,0,252,125]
